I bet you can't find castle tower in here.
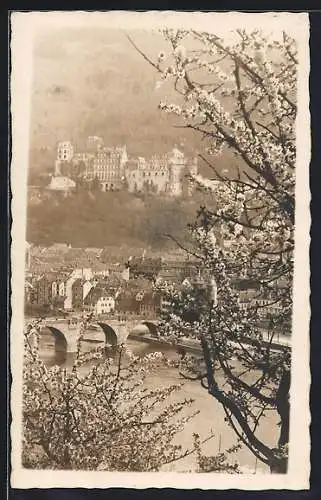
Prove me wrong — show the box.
[57,141,74,162]
[168,146,185,196]
[55,141,74,178]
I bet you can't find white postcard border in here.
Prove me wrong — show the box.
[10,10,311,490]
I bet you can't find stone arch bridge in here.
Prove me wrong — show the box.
[32,318,159,356]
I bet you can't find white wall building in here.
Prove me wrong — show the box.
[95,296,115,315]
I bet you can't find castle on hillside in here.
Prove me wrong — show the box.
[50,137,198,197]
[125,148,197,197]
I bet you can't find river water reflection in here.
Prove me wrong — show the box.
[41,337,274,473]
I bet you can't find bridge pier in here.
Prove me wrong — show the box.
[47,326,80,353]
[64,333,80,353]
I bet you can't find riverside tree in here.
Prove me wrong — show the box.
[23,318,239,472]
[128,28,296,473]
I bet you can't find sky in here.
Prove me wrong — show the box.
[29,27,198,160]
[26,12,303,170]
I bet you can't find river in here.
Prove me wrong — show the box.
[38,334,277,474]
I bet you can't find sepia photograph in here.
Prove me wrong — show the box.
[10,11,310,490]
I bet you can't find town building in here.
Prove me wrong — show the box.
[63,276,76,310]
[136,291,161,317]
[157,260,199,283]
[115,290,140,317]
[24,280,34,306]
[231,277,261,292]
[83,285,116,316]
[96,295,115,315]
[127,256,162,281]
[71,278,84,310]
[83,280,93,299]
[29,275,53,307]
[70,268,93,281]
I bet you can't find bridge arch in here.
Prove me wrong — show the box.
[38,325,68,364]
[47,326,68,352]
[141,321,158,336]
[97,323,118,347]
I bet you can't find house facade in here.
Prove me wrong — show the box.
[83,285,116,316]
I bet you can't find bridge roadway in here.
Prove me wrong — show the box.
[26,316,291,357]
[28,317,159,354]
